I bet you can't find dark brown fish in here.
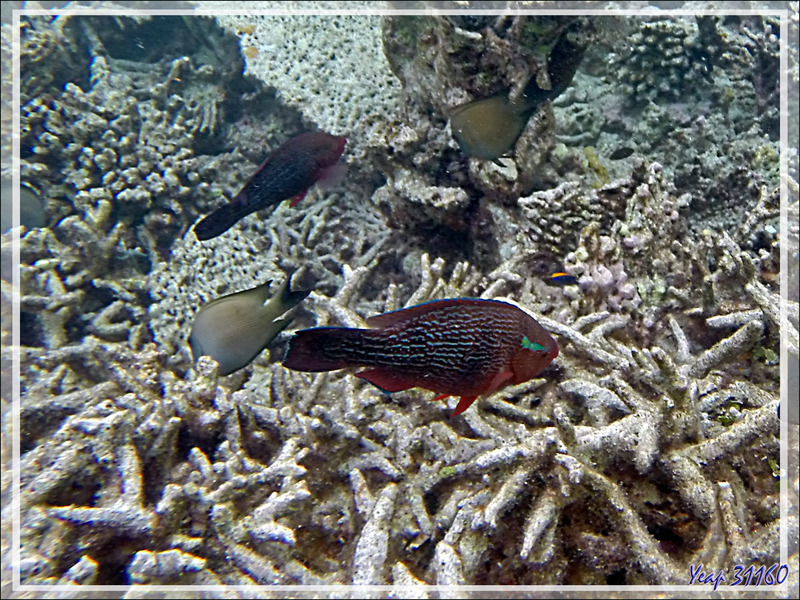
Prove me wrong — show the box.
[609,147,635,160]
[194,132,346,240]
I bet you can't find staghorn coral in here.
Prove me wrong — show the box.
[3,205,151,352]
[11,224,788,587]
[8,343,332,586]
[2,5,797,598]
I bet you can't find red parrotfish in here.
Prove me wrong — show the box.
[282,298,559,416]
[194,132,347,240]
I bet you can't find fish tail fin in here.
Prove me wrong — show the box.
[193,203,246,240]
[273,269,312,312]
[283,327,367,372]
[194,190,262,240]
[519,78,552,109]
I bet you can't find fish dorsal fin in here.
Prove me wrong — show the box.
[250,279,275,306]
[274,269,311,310]
[365,298,507,328]
[200,279,272,312]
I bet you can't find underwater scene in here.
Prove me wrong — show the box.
[2,1,799,596]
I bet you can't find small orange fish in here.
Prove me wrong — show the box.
[283,298,559,416]
[546,272,578,286]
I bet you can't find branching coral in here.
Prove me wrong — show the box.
[2,7,794,596]
[8,346,331,586]
[19,39,244,248]
[4,195,790,591]
[3,208,150,351]
[6,12,338,358]
[7,14,277,361]
[170,238,780,587]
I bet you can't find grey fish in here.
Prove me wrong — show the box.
[188,271,310,375]
[609,147,635,160]
[449,23,586,161]
[1,179,46,233]
[450,94,539,162]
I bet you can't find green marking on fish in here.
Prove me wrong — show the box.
[522,336,546,352]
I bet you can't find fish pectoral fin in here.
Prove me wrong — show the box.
[431,393,450,403]
[289,191,308,208]
[316,163,348,189]
[269,318,293,336]
[356,368,413,393]
[451,396,478,417]
[484,369,514,396]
